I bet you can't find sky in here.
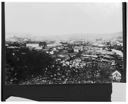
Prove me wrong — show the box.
[5,3,122,38]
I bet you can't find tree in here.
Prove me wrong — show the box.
[6,47,54,84]
[39,42,47,49]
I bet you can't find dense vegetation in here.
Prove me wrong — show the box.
[6,47,54,84]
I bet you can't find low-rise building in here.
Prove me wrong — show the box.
[112,70,121,82]
[26,43,39,48]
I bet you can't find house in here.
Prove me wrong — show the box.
[111,60,116,66]
[26,43,44,50]
[92,43,105,48]
[73,46,83,52]
[26,43,39,48]
[74,58,81,62]
[47,42,61,48]
[7,46,19,49]
[73,48,79,53]
[112,49,123,57]
[103,55,114,60]
[112,70,121,82]
[49,51,54,54]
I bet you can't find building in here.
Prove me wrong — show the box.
[26,43,39,48]
[112,70,121,82]
[112,49,123,57]
[26,43,43,50]
[73,46,84,52]
[47,42,61,48]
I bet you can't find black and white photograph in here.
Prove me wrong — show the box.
[4,2,126,85]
